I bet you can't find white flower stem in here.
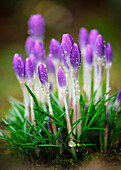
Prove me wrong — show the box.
[94,55,97,92]
[75,77,81,138]
[63,93,76,158]
[21,83,30,119]
[72,73,76,135]
[96,59,103,101]
[106,68,110,100]
[98,65,102,99]
[68,71,72,107]
[83,56,87,92]
[30,85,35,126]
[88,66,92,101]
[63,95,72,136]
[47,93,58,145]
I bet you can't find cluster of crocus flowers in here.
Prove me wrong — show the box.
[13,14,121,151]
[79,28,114,102]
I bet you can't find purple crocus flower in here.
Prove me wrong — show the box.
[13,53,25,80]
[57,67,66,88]
[38,64,48,86]
[33,41,45,62]
[85,44,93,64]
[70,43,81,71]
[28,14,45,39]
[105,43,113,64]
[25,36,34,55]
[88,29,98,50]
[58,46,64,61]
[95,34,105,58]
[49,38,60,59]
[79,28,88,49]
[47,55,55,74]
[117,88,121,104]
[61,33,74,60]
[25,58,34,81]
[29,53,36,71]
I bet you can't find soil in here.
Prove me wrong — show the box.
[0,147,121,170]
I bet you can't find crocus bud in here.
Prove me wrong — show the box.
[33,41,45,63]
[95,34,105,58]
[61,34,74,60]
[70,43,81,71]
[29,53,36,71]
[49,38,60,59]
[79,28,88,49]
[57,67,66,88]
[25,36,34,55]
[25,58,34,82]
[88,29,98,50]
[47,55,55,74]
[58,46,64,61]
[13,53,25,81]
[28,14,45,40]
[85,44,93,65]
[38,64,48,86]
[105,43,113,64]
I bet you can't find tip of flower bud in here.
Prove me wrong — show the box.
[85,44,93,64]
[88,29,99,50]
[79,27,88,49]
[33,41,45,63]
[25,36,34,55]
[29,53,37,71]
[57,67,66,88]
[49,38,60,58]
[61,33,74,59]
[105,43,113,64]
[25,58,34,81]
[95,34,105,58]
[28,14,45,39]
[47,55,55,74]
[70,43,81,71]
[38,64,48,86]
[13,53,25,80]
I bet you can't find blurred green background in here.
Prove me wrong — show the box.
[0,0,121,115]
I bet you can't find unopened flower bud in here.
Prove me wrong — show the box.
[105,43,113,64]
[88,29,98,50]
[85,44,93,65]
[79,28,88,49]
[57,67,66,88]
[25,58,34,82]
[47,55,55,74]
[25,36,34,55]
[33,41,45,63]
[38,64,48,86]
[28,14,45,40]
[61,34,74,61]
[95,34,105,58]
[49,38,60,59]
[70,43,81,72]
[13,53,25,81]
